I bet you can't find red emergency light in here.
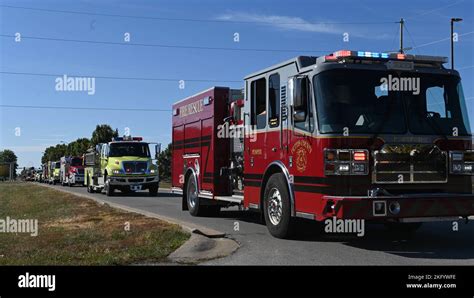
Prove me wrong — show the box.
[353,151,368,161]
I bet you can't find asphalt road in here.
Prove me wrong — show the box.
[45,184,474,265]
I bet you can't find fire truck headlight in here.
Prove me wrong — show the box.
[463,164,473,173]
[388,201,401,215]
[450,151,474,175]
[452,163,462,173]
[338,164,350,172]
[325,150,337,161]
[150,169,156,174]
[112,169,121,175]
[352,163,366,173]
[324,149,369,176]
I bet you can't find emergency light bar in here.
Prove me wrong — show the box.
[321,50,447,65]
[113,136,143,142]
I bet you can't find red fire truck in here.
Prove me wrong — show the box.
[60,156,85,187]
[171,50,474,238]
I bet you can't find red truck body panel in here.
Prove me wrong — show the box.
[172,87,231,196]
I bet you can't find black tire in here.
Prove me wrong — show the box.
[149,183,158,196]
[385,222,423,235]
[186,174,204,216]
[205,205,221,217]
[105,176,114,196]
[263,173,294,239]
[87,177,94,193]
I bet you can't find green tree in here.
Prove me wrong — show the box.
[66,138,91,156]
[91,124,119,146]
[0,149,18,178]
[41,144,67,164]
[157,143,172,181]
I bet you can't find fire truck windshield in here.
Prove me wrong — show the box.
[313,69,471,136]
[108,142,150,158]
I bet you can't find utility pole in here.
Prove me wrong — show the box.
[399,18,405,54]
[451,18,463,70]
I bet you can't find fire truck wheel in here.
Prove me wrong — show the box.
[86,177,94,193]
[263,173,294,239]
[205,205,221,217]
[105,176,114,196]
[149,184,158,196]
[186,174,204,216]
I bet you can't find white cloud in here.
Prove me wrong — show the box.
[217,12,342,34]
[216,12,391,40]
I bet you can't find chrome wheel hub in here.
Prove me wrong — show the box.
[267,188,282,226]
[187,179,197,209]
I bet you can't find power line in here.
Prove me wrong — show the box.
[0,4,397,26]
[0,104,171,112]
[0,34,330,53]
[408,0,465,19]
[0,71,242,83]
[457,65,474,70]
[405,0,466,20]
[412,31,474,49]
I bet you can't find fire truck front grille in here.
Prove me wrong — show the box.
[123,161,148,174]
[373,144,447,184]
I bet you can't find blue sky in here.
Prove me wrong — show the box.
[1,0,473,168]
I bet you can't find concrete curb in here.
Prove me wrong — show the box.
[35,183,239,262]
[168,233,239,264]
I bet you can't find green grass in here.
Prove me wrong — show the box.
[0,182,189,265]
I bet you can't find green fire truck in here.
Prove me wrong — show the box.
[49,161,61,185]
[83,136,160,196]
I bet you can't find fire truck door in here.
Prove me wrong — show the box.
[246,77,267,170]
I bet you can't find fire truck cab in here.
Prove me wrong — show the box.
[172,50,474,238]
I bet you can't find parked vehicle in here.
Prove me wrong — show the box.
[60,156,84,187]
[83,136,160,196]
[34,169,43,182]
[42,163,49,183]
[49,161,61,185]
[172,50,474,238]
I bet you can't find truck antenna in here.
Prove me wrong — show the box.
[399,18,404,54]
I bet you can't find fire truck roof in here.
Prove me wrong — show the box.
[244,56,318,80]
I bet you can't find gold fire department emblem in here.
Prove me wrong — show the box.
[291,140,312,173]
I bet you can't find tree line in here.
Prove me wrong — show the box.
[41,124,119,164]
